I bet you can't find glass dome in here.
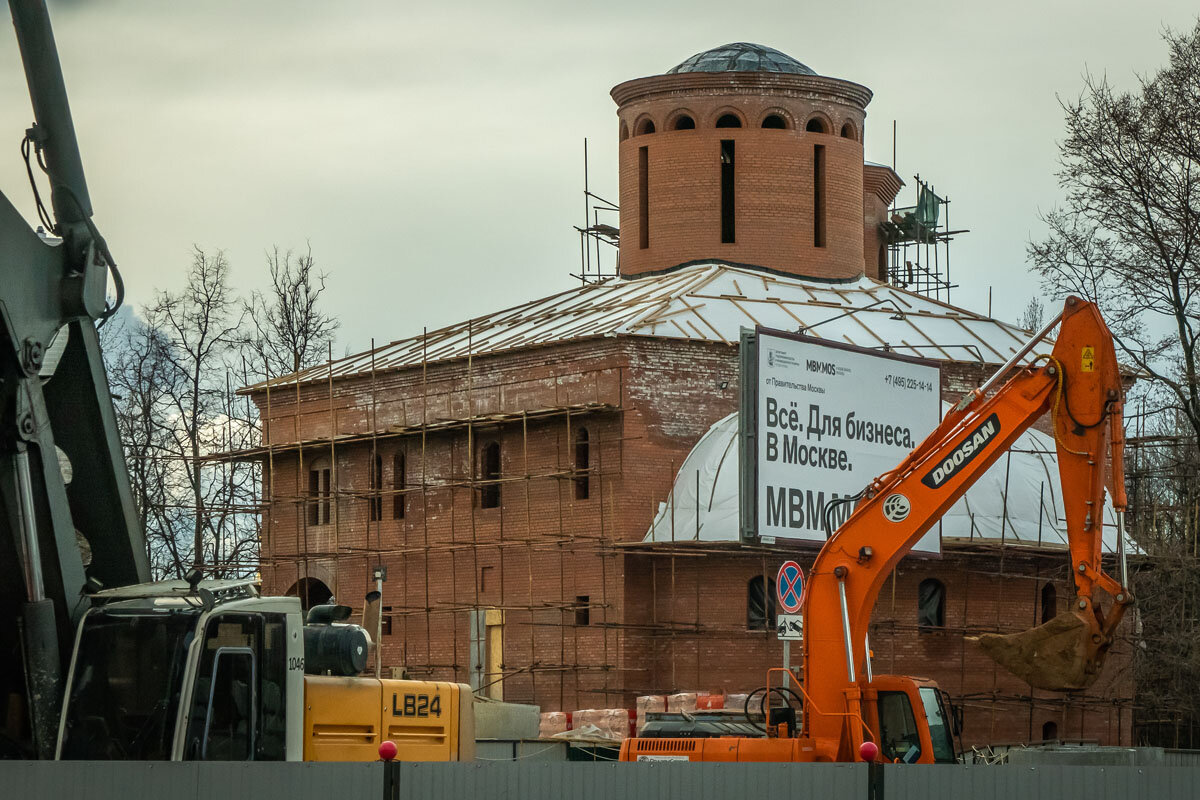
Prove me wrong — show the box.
[667,43,815,76]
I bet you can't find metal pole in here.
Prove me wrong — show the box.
[375,574,384,680]
[15,447,44,602]
[864,632,873,683]
[9,0,93,227]
[838,576,856,682]
[1117,510,1128,588]
[783,639,791,688]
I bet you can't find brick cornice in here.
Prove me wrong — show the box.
[611,72,873,110]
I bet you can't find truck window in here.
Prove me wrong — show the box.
[185,613,262,760]
[877,691,922,763]
[259,615,288,760]
[203,648,256,760]
[919,687,957,763]
[59,609,196,760]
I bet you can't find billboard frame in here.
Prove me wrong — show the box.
[739,325,942,543]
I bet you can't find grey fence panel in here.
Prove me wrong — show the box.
[194,762,383,800]
[397,762,865,800]
[1163,749,1200,767]
[887,764,1200,800]
[0,761,383,800]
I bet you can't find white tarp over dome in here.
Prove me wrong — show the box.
[644,408,1129,553]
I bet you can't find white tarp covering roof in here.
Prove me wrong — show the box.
[249,263,1036,391]
[644,409,1132,554]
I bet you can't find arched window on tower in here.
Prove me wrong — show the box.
[636,118,656,135]
[479,440,501,509]
[574,427,590,500]
[762,114,787,129]
[392,451,406,520]
[918,578,945,629]
[840,121,857,140]
[747,576,776,630]
[805,117,828,134]
[672,114,696,130]
[716,113,742,128]
[1041,582,1057,625]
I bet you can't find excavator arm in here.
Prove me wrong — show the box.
[1,1,148,758]
[802,295,1130,756]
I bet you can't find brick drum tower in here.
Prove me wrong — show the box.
[612,42,899,280]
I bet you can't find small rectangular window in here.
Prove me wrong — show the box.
[392,452,406,520]
[575,595,590,627]
[638,146,650,249]
[307,470,320,527]
[814,144,826,248]
[479,441,501,509]
[721,140,735,243]
[369,454,383,522]
[308,466,331,526]
[574,428,590,500]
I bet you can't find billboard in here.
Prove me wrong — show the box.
[739,328,942,550]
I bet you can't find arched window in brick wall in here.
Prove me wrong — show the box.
[672,114,696,130]
[918,578,945,629]
[307,457,331,527]
[747,576,777,630]
[479,441,501,509]
[840,121,857,140]
[636,118,656,136]
[716,113,742,128]
[762,114,788,129]
[392,451,406,520]
[1042,720,1058,741]
[574,427,590,500]
[1041,582,1057,625]
[805,116,828,134]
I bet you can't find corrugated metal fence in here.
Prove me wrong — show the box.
[4,761,1200,799]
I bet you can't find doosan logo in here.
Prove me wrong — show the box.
[921,414,1001,489]
[806,359,836,375]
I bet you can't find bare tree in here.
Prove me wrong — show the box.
[147,247,256,574]
[1029,20,1200,747]
[1017,295,1045,332]
[101,308,190,577]
[244,244,340,378]
[1028,21,1200,442]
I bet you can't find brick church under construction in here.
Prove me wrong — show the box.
[238,43,1133,748]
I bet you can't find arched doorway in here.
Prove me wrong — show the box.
[287,577,332,612]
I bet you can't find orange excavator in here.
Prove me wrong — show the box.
[620,296,1131,764]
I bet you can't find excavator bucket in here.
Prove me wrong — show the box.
[976,609,1107,691]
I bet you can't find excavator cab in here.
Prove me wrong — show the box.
[863,677,958,764]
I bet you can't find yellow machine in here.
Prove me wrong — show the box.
[54,578,474,762]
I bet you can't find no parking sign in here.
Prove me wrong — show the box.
[776,560,804,614]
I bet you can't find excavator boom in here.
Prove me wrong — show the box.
[620,295,1130,764]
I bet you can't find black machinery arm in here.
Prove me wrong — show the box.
[1,0,148,758]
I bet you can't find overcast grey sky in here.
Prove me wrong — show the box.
[1,1,1196,360]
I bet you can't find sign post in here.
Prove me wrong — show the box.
[776,561,804,687]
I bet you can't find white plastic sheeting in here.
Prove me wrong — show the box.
[644,408,1130,553]
[253,263,1035,391]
